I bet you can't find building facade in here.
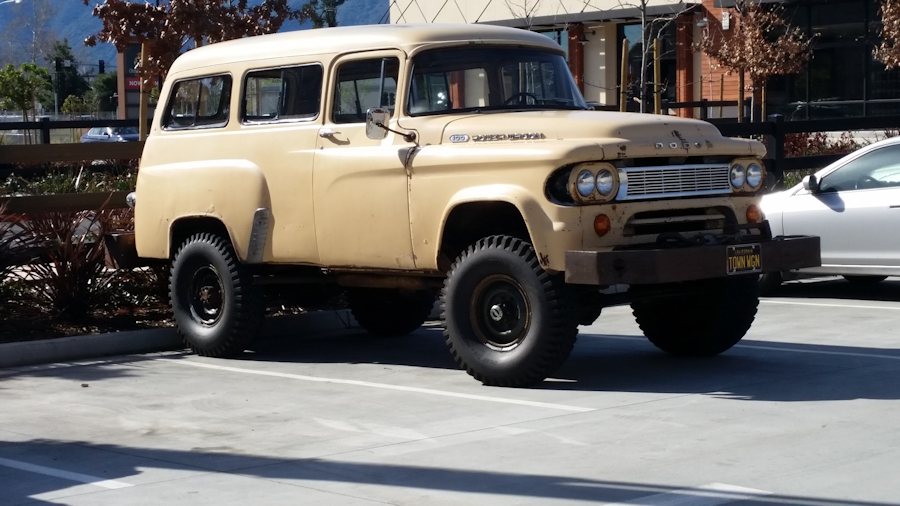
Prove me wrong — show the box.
[389,0,900,120]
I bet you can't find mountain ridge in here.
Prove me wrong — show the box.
[0,0,388,72]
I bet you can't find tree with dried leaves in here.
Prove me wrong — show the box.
[696,0,811,121]
[875,0,900,69]
[80,0,315,84]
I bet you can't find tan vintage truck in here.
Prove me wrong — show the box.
[131,24,819,386]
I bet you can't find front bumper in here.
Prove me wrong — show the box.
[565,235,820,285]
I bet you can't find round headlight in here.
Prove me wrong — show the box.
[576,170,596,198]
[730,164,746,189]
[596,169,615,196]
[746,163,763,189]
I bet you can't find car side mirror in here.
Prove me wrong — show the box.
[802,174,819,193]
[366,108,389,140]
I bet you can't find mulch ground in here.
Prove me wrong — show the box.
[0,299,174,344]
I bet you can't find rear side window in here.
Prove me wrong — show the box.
[163,75,232,130]
[243,64,323,123]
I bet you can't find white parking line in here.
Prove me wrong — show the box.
[602,482,771,506]
[170,359,595,413]
[761,299,900,311]
[0,457,133,489]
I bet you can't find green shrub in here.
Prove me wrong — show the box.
[1,161,138,196]
[14,209,118,319]
[0,203,37,279]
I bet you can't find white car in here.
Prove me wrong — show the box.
[760,136,900,289]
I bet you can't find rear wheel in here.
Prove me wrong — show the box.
[170,232,263,357]
[348,288,435,337]
[442,235,578,386]
[631,276,759,356]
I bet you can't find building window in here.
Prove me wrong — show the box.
[617,22,677,111]
[769,0,900,119]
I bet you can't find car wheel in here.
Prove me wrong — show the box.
[348,288,435,337]
[842,275,888,285]
[442,235,578,386]
[170,232,263,357]
[631,275,759,356]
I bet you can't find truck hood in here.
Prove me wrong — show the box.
[406,110,764,158]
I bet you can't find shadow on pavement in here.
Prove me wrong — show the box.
[771,276,900,303]
[1,438,893,506]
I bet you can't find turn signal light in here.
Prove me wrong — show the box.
[594,214,611,237]
[746,204,763,224]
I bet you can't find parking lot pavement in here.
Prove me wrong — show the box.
[2,278,900,505]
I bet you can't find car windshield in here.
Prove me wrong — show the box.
[407,46,588,116]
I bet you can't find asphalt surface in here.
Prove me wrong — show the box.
[2,277,900,505]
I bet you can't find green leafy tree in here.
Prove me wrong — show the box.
[61,94,88,116]
[0,63,52,142]
[91,72,118,114]
[81,0,315,84]
[46,40,91,111]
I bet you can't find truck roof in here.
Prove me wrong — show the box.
[169,23,562,74]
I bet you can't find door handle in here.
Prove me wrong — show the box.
[319,128,341,138]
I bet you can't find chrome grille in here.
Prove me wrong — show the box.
[619,164,731,201]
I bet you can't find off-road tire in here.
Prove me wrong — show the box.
[348,288,435,337]
[631,275,759,356]
[442,235,578,387]
[170,232,263,357]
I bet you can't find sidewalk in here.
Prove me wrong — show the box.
[0,310,359,369]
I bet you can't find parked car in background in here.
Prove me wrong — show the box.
[760,136,900,291]
[80,126,139,143]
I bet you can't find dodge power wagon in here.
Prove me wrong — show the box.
[132,24,820,386]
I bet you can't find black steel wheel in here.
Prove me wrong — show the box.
[170,232,263,357]
[631,275,759,356]
[348,288,435,337]
[442,235,578,386]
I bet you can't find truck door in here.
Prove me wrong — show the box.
[313,52,416,269]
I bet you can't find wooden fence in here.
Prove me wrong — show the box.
[4,114,900,191]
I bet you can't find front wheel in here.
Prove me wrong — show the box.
[170,232,263,357]
[442,235,578,387]
[631,276,759,356]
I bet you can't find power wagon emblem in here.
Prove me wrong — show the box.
[449,134,470,143]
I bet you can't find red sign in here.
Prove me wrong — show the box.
[126,77,141,90]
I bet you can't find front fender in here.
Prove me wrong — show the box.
[435,184,579,272]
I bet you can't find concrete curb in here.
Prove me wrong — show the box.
[0,310,359,369]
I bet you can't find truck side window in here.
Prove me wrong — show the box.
[332,57,399,124]
[163,75,231,130]
[243,64,323,123]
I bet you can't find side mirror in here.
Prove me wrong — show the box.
[365,108,389,140]
[802,174,819,193]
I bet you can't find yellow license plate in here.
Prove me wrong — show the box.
[726,243,762,275]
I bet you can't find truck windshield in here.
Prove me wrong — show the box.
[408,46,588,116]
